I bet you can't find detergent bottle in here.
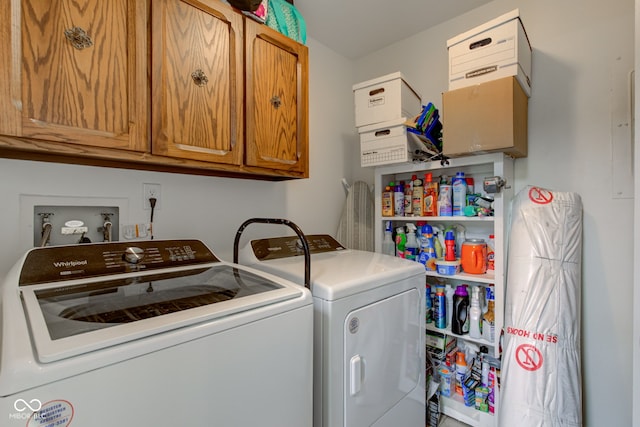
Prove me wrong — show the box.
[417,224,437,270]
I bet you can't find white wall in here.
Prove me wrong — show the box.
[353,0,634,425]
[0,39,356,273]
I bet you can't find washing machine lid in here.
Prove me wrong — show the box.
[242,235,426,301]
[15,240,305,363]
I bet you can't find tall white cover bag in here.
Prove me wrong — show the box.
[499,186,583,426]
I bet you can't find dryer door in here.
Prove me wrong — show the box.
[344,288,422,427]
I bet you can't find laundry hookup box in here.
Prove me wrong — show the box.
[447,9,532,97]
[353,72,421,128]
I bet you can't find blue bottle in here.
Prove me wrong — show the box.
[434,287,446,329]
[418,224,437,271]
[452,171,467,216]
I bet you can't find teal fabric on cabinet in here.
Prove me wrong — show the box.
[265,0,307,44]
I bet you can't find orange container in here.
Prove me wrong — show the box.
[461,239,487,274]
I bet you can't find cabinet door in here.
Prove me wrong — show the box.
[151,0,243,165]
[244,18,308,176]
[0,0,148,151]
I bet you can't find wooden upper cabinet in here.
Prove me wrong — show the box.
[244,18,308,176]
[0,0,148,151]
[151,0,243,166]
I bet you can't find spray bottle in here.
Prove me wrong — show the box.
[404,223,419,261]
[395,226,406,258]
[381,221,395,256]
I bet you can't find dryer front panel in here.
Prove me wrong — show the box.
[344,288,422,427]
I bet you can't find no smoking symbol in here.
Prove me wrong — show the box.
[529,187,553,204]
[516,344,543,371]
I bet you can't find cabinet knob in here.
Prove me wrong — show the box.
[191,69,209,87]
[270,95,281,109]
[64,26,93,50]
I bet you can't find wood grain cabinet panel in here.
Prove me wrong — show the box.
[151,0,243,165]
[0,0,148,151]
[0,0,309,179]
[245,18,308,176]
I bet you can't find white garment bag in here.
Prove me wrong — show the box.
[499,186,583,427]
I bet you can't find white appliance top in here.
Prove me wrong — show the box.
[240,234,426,300]
[5,239,308,364]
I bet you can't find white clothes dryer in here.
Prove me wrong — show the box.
[0,239,313,427]
[235,219,426,427]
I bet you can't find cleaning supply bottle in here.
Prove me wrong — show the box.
[438,183,452,216]
[418,224,437,270]
[445,284,455,328]
[433,230,443,259]
[412,175,424,216]
[423,172,439,216]
[451,285,469,335]
[404,223,419,261]
[486,234,495,271]
[404,182,413,217]
[393,182,404,217]
[469,286,483,339]
[452,171,467,216]
[381,221,395,256]
[434,286,446,329]
[425,284,432,324]
[444,230,456,261]
[395,226,406,258]
[455,350,468,396]
[382,184,394,217]
[483,286,496,342]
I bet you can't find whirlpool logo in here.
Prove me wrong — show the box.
[53,260,88,268]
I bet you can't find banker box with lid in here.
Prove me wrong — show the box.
[447,9,532,97]
[353,72,421,128]
[359,118,411,167]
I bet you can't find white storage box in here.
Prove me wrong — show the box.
[359,118,435,167]
[447,9,532,96]
[353,72,421,128]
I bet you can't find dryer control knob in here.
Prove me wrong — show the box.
[123,247,145,264]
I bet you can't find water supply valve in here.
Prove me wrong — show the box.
[483,176,508,194]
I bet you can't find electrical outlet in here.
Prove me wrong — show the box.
[143,183,161,210]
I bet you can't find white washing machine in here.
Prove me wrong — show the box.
[0,239,313,427]
[237,227,426,427]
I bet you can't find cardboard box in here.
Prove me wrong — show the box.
[442,76,528,158]
[426,330,457,360]
[447,9,532,97]
[353,72,421,128]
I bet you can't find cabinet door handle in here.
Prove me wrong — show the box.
[270,95,281,109]
[64,26,93,50]
[191,69,209,87]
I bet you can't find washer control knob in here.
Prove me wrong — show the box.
[123,247,145,264]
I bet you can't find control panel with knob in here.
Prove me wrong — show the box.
[123,247,145,264]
